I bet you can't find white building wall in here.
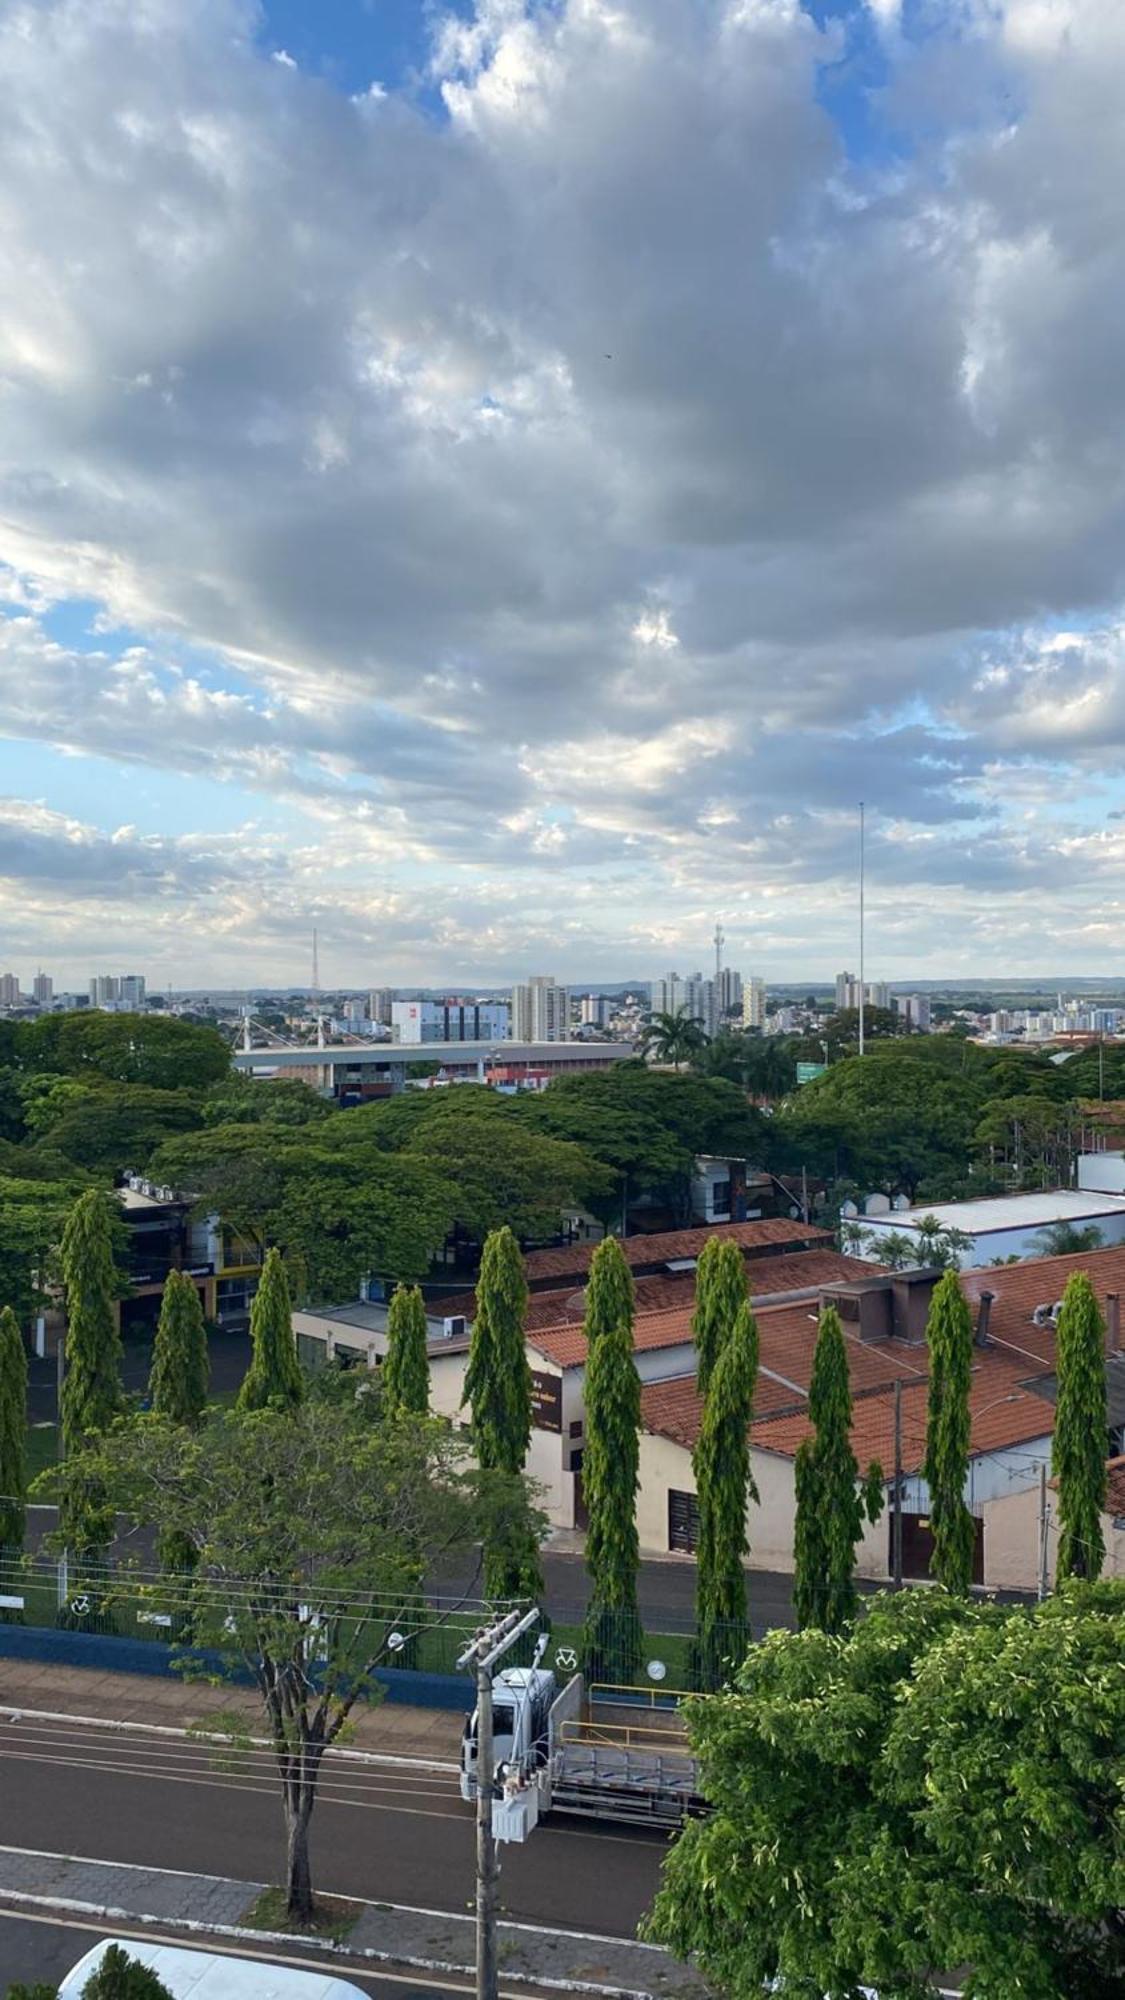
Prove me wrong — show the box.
[850,1212,1125,1268]
[1077,1152,1125,1194]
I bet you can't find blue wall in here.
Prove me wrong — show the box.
[0,1622,473,1711]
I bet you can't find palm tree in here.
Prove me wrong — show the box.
[1032,1221,1104,1257]
[639,1008,709,1070]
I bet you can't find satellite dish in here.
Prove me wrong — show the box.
[646,1659,667,1682]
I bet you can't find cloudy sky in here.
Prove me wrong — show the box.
[2,0,1125,990]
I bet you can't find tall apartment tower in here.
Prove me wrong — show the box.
[717,967,743,1020]
[742,976,767,1029]
[0,973,20,1008]
[89,975,120,1008]
[512,975,569,1042]
[368,988,395,1027]
[32,971,53,1006]
[119,974,146,1009]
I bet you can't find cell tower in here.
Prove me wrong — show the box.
[713,920,724,991]
[311,926,320,996]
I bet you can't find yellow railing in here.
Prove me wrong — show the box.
[559,1718,690,1752]
[588,1680,693,1709]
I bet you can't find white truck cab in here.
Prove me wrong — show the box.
[460,1664,556,1801]
[58,1937,370,1999]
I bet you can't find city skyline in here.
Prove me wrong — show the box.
[3,4,1125,982]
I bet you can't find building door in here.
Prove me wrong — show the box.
[668,1488,700,1554]
[571,1450,588,1530]
[895,1512,984,1585]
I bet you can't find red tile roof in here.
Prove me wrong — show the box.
[519,1219,831,1284]
[516,1249,882,1335]
[1106,1456,1125,1519]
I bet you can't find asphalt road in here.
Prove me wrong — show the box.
[0,1715,669,1943]
[0,1908,520,1995]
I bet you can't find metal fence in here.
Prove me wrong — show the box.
[0,1555,756,1695]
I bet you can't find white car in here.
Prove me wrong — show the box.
[57,1936,370,1999]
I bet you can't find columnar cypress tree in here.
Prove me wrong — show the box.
[692,1237,748,1396]
[60,1189,124,1447]
[1052,1271,1107,1581]
[0,1305,28,1555]
[463,1226,540,1598]
[693,1299,758,1690]
[581,1239,642,1682]
[149,1271,210,1427]
[238,1249,303,1412]
[922,1269,976,1593]
[59,1189,124,1560]
[383,1284,429,1415]
[793,1306,882,1633]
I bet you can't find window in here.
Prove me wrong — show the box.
[711,1180,732,1217]
[668,1488,700,1554]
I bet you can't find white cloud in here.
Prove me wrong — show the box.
[0,1,1124,979]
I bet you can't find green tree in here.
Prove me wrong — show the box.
[922,1269,976,1593]
[149,1272,210,1427]
[0,1305,27,1554]
[462,1226,540,1598]
[793,1305,883,1633]
[692,1299,758,1690]
[639,1007,709,1070]
[24,1011,229,1090]
[59,1189,124,1559]
[691,1235,747,1397]
[1052,1271,1108,1581]
[382,1284,429,1415]
[55,1400,523,1925]
[645,1583,1125,1999]
[580,1239,642,1683]
[238,1248,303,1412]
[80,1943,174,1998]
[1033,1219,1105,1257]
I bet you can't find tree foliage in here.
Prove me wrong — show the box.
[0,1304,27,1553]
[462,1226,539,1598]
[79,1943,174,1998]
[580,1239,641,1681]
[639,1007,709,1069]
[238,1247,303,1412]
[692,1236,747,1397]
[692,1299,758,1690]
[382,1284,429,1415]
[646,1583,1125,2000]
[149,1271,210,1427]
[54,1398,525,1925]
[59,1189,124,1558]
[793,1306,882,1633]
[1052,1271,1108,1581]
[21,1011,229,1091]
[922,1269,976,1593]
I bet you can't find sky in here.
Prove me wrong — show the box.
[3,0,1125,990]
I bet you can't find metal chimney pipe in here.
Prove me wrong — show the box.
[1106,1291,1120,1359]
[974,1290,995,1347]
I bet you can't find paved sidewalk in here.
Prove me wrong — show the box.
[0,1847,706,1999]
[0,1661,464,1762]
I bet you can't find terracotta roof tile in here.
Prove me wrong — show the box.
[640,1371,802,1451]
[519,1219,831,1284]
[1106,1455,1125,1519]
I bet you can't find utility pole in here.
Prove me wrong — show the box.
[1038,1462,1050,1601]
[892,1377,903,1589]
[457,1606,541,2000]
[858,801,866,1058]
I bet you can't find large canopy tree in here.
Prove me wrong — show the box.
[58,1188,125,1559]
[646,1582,1125,1999]
[580,1238,642,1682]
[793,1305,882,1633]
[922,1269,976,1593]
[462,1226,540,1598]
[1052,1271,1108,1580]
[53,1399,529,1925]
[692,1298,758,1690]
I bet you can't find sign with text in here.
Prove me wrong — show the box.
[530,1369,563,1433]
[796,1062,828,1085]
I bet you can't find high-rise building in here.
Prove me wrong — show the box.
[742,976,767,1029]
[580,993,610,1028]
[652,970,718,1036]
[866,981,890,1012]
[0,973,20,1008]
[89,975,120,1008]
[835,970,860,1011]
[119,974,146,1009]
[717,967,743,1020]
[894,993,932,1033]
[392,999,511,1044]
[32,972,53,1006]
[512,976,569,1042]
[368,988,395,1027]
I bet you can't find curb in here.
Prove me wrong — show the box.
[0,1704,459,1774]
[0,1888,659,1999]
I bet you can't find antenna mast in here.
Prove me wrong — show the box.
[858,802,866,1058]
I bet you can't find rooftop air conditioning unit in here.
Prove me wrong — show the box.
[157,1185,174,1202]
[442,1315,467,1341]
